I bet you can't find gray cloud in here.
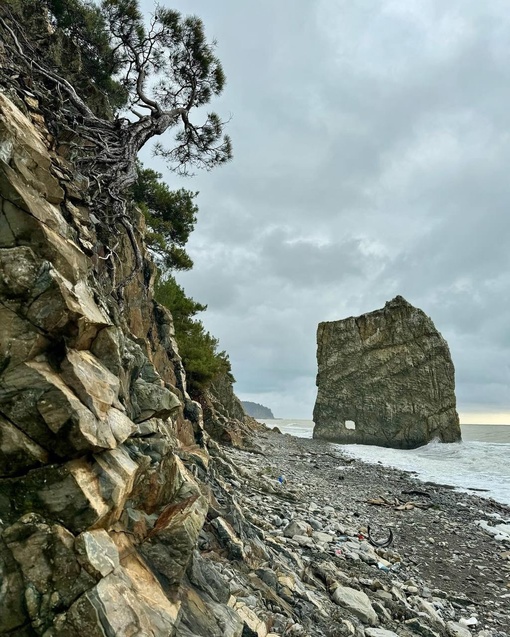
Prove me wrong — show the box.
[140,0,510,419]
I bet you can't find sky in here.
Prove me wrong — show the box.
[139,0,510,421]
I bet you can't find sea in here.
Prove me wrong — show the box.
[260,420,510,507]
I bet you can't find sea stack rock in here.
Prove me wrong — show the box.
[313,296,461,449]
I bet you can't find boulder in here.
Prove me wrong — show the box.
[313,296,461,449]
[331,584,378,625]
[283,519,312,538]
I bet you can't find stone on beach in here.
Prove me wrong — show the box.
[283,519,312,538]
[331,584,378,625]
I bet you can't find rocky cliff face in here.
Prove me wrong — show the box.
[313,296,461,449]
[0,84,260,636]
[198,371,265,448]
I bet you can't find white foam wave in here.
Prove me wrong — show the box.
[337,438,510,505]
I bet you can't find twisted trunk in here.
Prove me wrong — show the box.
[0,7,185,300]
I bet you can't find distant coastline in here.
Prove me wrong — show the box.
[241,400,276,419]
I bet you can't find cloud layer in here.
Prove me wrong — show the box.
[140,0,510,419]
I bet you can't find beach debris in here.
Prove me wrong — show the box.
[367,525,394,549]
[366,495,433,510]
[401,489,432,498]
[377,562,390,572]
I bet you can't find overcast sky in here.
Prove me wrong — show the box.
[139,0,510,421]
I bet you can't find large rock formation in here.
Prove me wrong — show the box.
[0,31,261,636]
[313,296,461,449]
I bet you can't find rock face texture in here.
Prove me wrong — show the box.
[0,64,259,637]
[313,296,461,449]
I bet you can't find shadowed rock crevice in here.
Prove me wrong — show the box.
[313,296,461,449]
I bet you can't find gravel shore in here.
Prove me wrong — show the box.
[204,428,510,636]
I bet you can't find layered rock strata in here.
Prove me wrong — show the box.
[313,296,461,449]
[0,85,255,636]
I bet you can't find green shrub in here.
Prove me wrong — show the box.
[155,276,232,393]
[132,164,197,271]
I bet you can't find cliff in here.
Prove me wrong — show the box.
[241,401,276,419]
[313,296,461,449]
[198,372,266,448]
[1,6,490,637]
[0,9,260,634]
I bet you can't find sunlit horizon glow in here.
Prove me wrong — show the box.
[459,412,510,425]
[262,413,510,426]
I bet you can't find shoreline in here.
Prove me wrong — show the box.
[259,421,510,507]
[209,428,510,636]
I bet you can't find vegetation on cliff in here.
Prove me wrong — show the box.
[0,0,234,394]
[0,0,232,289]
[155,276,232,394]
[132,163,197,272]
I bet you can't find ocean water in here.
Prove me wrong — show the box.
[260,419,510,506]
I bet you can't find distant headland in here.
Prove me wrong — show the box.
[242,401,275,419]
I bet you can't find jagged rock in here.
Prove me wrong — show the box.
[90,326,123,377]
[139,485,208,589]
[313,296,461,449]
[75,529,120,579]
[0,414,49,476]
[283,519,312,538]
[0,535,30,635]
[3,513,96,633]
[187,551,231,604]
[50,566,180,637]
[0,92,64,205]
[0,357,133,454]
[60,349,120,418]
[231,600,268,637]
[1,446,138,532]
[331,584,378,625]
[132,377,181,422]
[200,371,264,448]
[0,299,50,376]
[212,516,246,561]
[178,584,244,637]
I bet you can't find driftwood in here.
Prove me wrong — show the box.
[366,495,433,511]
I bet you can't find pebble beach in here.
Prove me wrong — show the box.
[207,428,510,636]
